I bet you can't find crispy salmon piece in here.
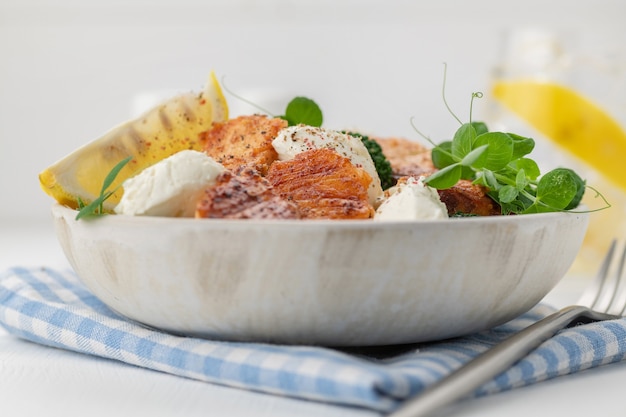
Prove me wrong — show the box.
[437,179,502,216]
[200,115,287,175]
[196,167,299,219]
[267,148,375,220]
[375,137,435,178]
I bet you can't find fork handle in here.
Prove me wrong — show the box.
[389,305,616,417]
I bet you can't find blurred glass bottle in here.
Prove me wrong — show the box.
[484,28,626,275]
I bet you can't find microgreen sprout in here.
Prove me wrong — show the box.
[411,64,610,214]
[221,76,323,127]
[75,156,132,220]
[279,96,323,127]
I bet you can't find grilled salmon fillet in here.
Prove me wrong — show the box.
[196,167,299,219]
[437,180,502,216]
[200,114,287,175]
[375,137,435,178]
[267,148,375,219]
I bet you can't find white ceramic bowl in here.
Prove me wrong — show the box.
[52,203,589,346]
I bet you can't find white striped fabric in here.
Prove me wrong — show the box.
[1,267,625,413]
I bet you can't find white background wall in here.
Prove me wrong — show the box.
[1,0,625,225]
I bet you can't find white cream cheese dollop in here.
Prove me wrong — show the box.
[272,125,383,205]
[114,150,225,217]
[374,176,449,221]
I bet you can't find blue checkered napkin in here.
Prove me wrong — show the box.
[2,267,626,413]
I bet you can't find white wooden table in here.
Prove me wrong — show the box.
[2,219,625,417]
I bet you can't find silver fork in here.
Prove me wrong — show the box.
[389,240,626,417]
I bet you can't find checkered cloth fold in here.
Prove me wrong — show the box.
[2,266,626,413]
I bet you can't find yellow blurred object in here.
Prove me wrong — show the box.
[39,72,229,212]
[492,80,626,192]
[492,78,626,275]
[487,29,626,276]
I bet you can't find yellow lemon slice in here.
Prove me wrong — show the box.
[492,80,626,191]
[39,71,229,211]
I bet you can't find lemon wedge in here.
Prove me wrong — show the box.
[492,80,626,191]
[39,71,229,211]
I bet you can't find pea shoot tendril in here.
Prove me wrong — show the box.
[413,64,610,214]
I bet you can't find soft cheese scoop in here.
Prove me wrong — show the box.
[375,176,448,220]
[115,150,225,217]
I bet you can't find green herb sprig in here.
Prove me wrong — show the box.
[221,76,323,127]
[278,96,323,127]
[422,120,590,213]
[412,65,610,214]
[75,156,132,220]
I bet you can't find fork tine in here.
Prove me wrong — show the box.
[605,242,626,316]
[577,239,617,309]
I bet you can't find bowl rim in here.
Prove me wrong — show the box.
[51,201,590,229]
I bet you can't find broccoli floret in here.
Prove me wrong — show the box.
[344,131,395,190]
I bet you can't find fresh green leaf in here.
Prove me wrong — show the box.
[508,133,535,159]
[471,121,489,135]
[432,141,455,169]
[522,204,541,214]
[75,156,132,220]
[282,97,323,127]
[451,123,476,159]
[498,185,519,203]
[472,132,514,171]
[500,197,533,215]
[220,80,323,127]
[515,169,529,190]
[459,165,477,180]
[562,168,586,210]
[424,163,463,189]
[510,158,540,180]
[432,141,475,179]
[460,144,488,167]
[75,193,110,220]
[482,169,500,190]
[101,156,133,195]
[412,73,606,215]
[533,168,579,211]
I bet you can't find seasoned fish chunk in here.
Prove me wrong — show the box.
[273,126,383,204]
[267,148,375,220]
[200,114,287,175]
[375,137,435,178]
[196,167,299,219]
[437,180,502,216]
